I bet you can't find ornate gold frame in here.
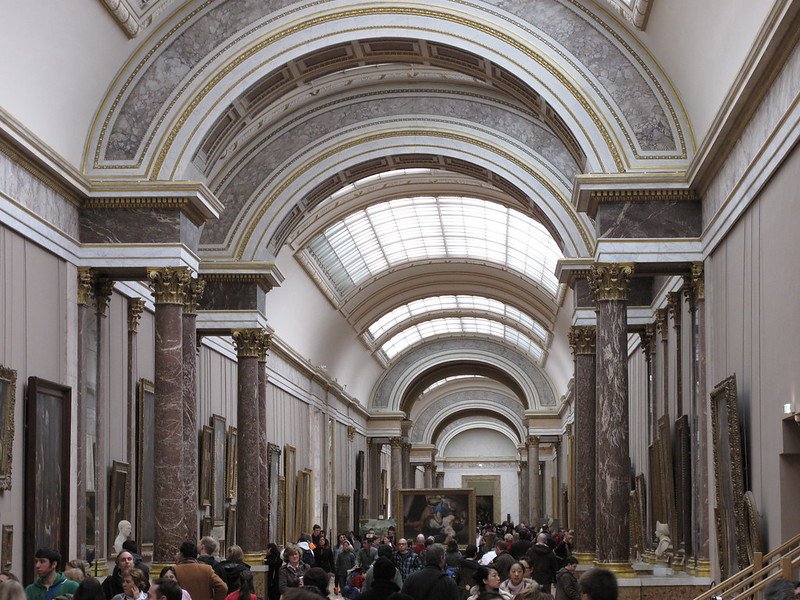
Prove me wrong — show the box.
[0,365,17,491]
[710,375,748,579]
[657,414,677,538]
[226,426,238,500]
[108,460,131,556]
[396,488,476,548]
[743,490,762,564]
[199,425,214,508]
[211,414,227,524]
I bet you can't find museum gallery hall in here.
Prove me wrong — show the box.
[0,0,799,595]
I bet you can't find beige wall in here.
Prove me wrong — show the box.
[706,140,800,548]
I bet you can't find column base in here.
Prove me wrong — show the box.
[88,559,108,577]
[593,561,636,579]
[573,551,597,564]
[690,558,712,577]
[642,550,656,564]
[243,552,266,566]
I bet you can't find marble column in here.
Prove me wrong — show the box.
[389,438,403,514]
[655,308,669,420]
[423,462,434,488]
[435,471,445,488]
[587,263,634,577]
[518,459,528,525]
[182,278,205,541]
[402,443,412,488]
[638,324,656,541]
[232,329,263,554]
[127,299,145,540]
[367,439,382,516]
[94,277,114,563]
[668,291,683,416]
[148,267,190,563]
[75,268,94,559]
[685,264,711,576]
[527,436,540,526]
[258,334,270,548]
[568,325,596,562]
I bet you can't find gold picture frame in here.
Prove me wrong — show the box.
[108,460,131,556]
[0,365,17,491]
[226,426,238,500]
[211,415,227,523]
[743,490,762,564]
[710,375,748,579]
[1,524,12,570]
[397,488,476,547]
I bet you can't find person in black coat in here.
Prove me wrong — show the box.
[401,544,458,600]
[264,543,282,600]
[360,559,400,600]
[526,535,559,595]
[217,545,251,593]
[456,546,481,600]
[313,537,335,575]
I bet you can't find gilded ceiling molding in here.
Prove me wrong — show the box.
[98,0,179,38]
[602,0,653,30]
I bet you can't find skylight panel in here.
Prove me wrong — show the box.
[380,316,544,361]
[421,375,487,395]
[305,196,562,296]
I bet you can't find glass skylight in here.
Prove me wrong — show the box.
[329,169,434,200]
[367,295,548,344]
[380,316,545,361]
[305,196,562,297]
[421,375,488,395]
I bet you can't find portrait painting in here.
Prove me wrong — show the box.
[0,365,17,491]
[226,426,237,500]
[200,425,214,508]
[136,379,155,549]
[24,377,71,579]
[108,461,130,555]
[397,488,475,547]
[211,415,227,522]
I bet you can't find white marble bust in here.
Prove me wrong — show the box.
[114,520,132,554]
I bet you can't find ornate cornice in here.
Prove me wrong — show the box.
[655,308,669,339]
[94,277,115,317]
[256,330,271,363]
[568,325,596,356]
[77,267,95,306]
[148,267,191,305]
[232,328,264,358]
[667,291,681,329]
[127,298,146,332]
[182,278,206,315]
[587,263,634,302]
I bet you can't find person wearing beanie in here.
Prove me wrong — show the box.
[360,558,401,600]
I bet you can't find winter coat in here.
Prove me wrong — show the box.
[526,544,559,586]
[174,559,228,600]
[554,568,580,600]
[25,573,80,600]
[401,565,459,600]
[277,562,309,595]
[217,560,250,593]
[358,579,400,600]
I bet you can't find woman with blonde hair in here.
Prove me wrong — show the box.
[218,545,250,594]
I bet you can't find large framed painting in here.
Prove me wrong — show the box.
[397,488,475,547]
[0,365,17,491]
[211,414,227,523]
[226,426,238,500]
[710,375,748,579]
[199,425,214,508]
[295,468,313,539]
[108,461,131,556]
[136,379,155,553]
[24,377,71,581]
[284,445,296,544]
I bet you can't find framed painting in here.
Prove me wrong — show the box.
[284,445,296,544]
[136,379,155,552]
[24,377,71,582]
[199,425,214,508]
[744,490,762,563]
[0,365,17,491]
[710,375,748,578]
[2,525,12,570]
[211,415,226,523]
[657,414,676,538]
[108,461,131,556]
[397,488,475,547]
[675,415,692,555]
[295,469,313,539]
[226,426,237,500]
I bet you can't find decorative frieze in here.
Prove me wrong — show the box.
[587,263,634,302]
[148,267,191,305]
[232,328,265,358]
[127,298,146,332]
[568,325,596,356]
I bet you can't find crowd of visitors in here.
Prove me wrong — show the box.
[3,523,797,600]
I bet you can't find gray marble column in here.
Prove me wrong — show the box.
[127,299,145,544]
[75,268,94,559]
[435,471,445,489]
[148,267,190,563]
[568,325,596,562]
[94,277,114,563]
[367,439,382,516]
[423,462,434,488]
[527,436,540,526]
[258,335,270,548]
[685,264,711,576]
[668,291,683,416]
[518,459,528,525]
[233,329,263,554]
[588,263,634,577]
[656,308,669,420]
[389,438,403,514]
[402,443,412,488]
[182,279,204,541]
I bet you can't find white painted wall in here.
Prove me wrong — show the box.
[443,466,520,524]
[442,428,518,458]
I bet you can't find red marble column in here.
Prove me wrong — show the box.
[148,267,190,563]
[182,278,205,541]
[75,268,94,559]
[568,325,596,562]
[588,263,634,577]
[128,299,145,544]
[257,333,270,548]
[518,459,528,524]
[233,329,263,554]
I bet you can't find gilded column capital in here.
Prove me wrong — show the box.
[148,267,191,305]
[256,331,271,363]
[423,462,434,471]
[568,325,596,356]
[346,425,356,441]
[94,277,114,317]
[77,267,95,306]
[655,308,669,338]
[639,323,656,356]
[527,435,540,447]
[587,263,634,302]
[667,291,681,329]
[683,262,705,305]
[389,436,403,448]
[182,277,206,315]
[128,299,146,332]
[232,328,264,358]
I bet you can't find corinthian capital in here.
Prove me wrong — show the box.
[257,331,271,363]
[568,325,596,356]
[587,263,634,302]
[77,267,95,306]
[182,277,207,315]
[683,262,705,305]
[128,298,146,332]
[232,328,264,358]
[148,267,191,305]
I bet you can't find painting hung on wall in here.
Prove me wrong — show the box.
[199,426,214,508]
[108,461,130,556]
[397,488,475,547]
[211,415,226,523]
[0,365,17,491]
[25,377,71,579]
[136,379,155,551]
